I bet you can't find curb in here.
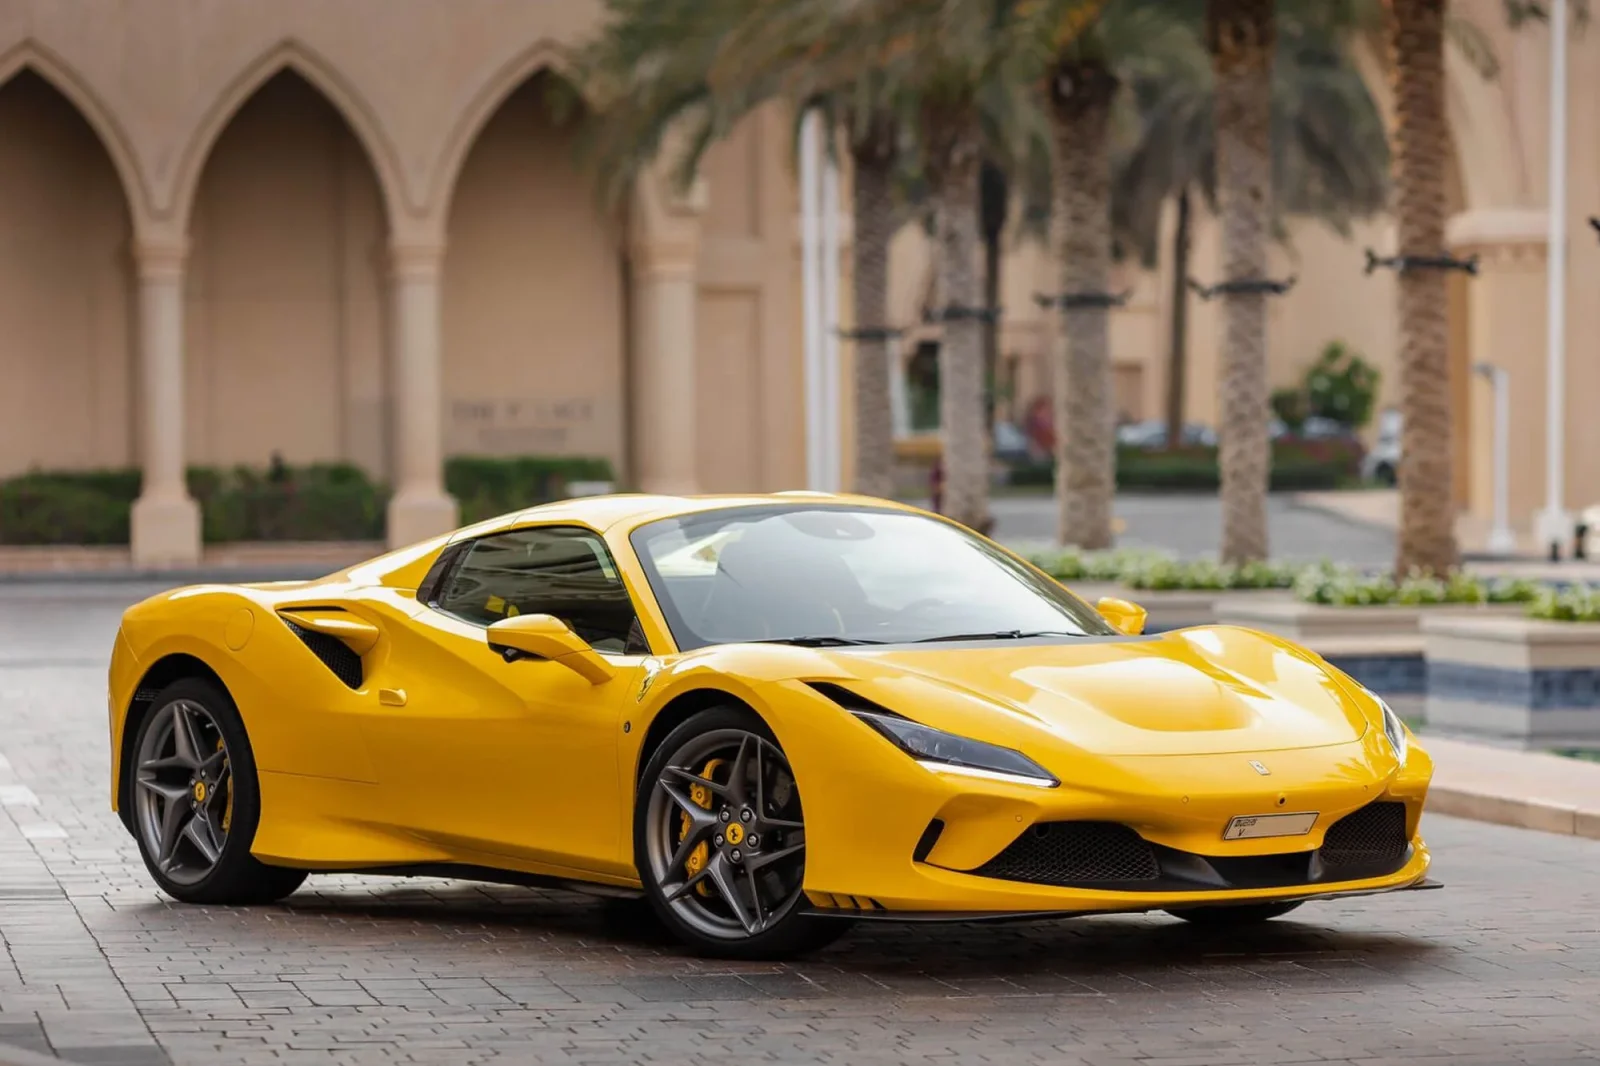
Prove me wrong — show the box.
[1427,785,1600,841]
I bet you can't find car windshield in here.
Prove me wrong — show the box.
[629,505,1116,651]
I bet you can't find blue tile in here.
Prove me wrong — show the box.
[1428,660,1600,711]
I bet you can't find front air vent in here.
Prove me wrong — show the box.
[972,821,1161,886]
[1318,802,1408,868]
[283,619,363,689]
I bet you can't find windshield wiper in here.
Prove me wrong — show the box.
[748,635,886,647]
[913,630,1079,643]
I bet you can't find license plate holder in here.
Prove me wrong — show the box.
[1222,812,1318,840]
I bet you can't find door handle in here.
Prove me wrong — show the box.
[378,688,407,707]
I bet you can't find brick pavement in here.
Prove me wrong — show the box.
[3,589,1600,1066]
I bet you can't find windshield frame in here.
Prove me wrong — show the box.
[627,503,1116,652]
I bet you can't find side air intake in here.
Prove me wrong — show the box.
[282,618,364,689]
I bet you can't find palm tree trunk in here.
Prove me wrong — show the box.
[1389,0,1460,575]
[981,161,1008,432]
[1208,0,1275,563]
[1051,61,1117,549]
[932,145,992,534]
[1165,186,1193,450]
[850,145,898,500]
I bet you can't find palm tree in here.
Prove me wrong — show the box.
[787,0,1046,533]
[1382,0,1584,574]
[1205,0,1277,564]
[1110,13,1391,450]
[574,0,908,500]
[1386,0,1457,575]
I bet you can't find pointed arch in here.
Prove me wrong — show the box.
[430,38,583,217]
[169,38,405,229]
[0,41,146,226]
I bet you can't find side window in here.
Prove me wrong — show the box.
[435,526,646,654]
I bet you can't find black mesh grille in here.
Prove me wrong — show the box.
[973,821,1160,885]
[1318,802,1408,867]
[284,620,363,689]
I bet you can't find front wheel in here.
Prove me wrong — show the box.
[129,678,307,905]
[1166,901,1303,927]
[634,707,849,958]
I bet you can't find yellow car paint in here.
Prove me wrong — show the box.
[108,492,1433,918]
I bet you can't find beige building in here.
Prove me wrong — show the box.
[0,0,1595,565]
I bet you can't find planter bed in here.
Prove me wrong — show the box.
[1214,599,1526,644]
[1059,584,1288,633]
[1423,614,1600,746]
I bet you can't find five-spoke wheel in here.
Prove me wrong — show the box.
[635,707,847,957]
[134,697,233,886]
[129,678,306,905]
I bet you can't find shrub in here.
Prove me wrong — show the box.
[0,455,615,544]
[1024,548,1303,591]
[0,479,132,545]
[1011,441,1361,492]
[1527,584,1600,622]
[446,456,616,524]
[1304,341,1380,430]
[1294,565,1552,607]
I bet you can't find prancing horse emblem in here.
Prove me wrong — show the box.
[1249,760,1271,776]
[637,658,663,702]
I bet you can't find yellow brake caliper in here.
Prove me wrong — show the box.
[218,738,233,833]
[681,758,724,896]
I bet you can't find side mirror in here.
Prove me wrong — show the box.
[486,613,616,685]
[1096,596,1148,636]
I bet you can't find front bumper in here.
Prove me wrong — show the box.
[789,716,1434,917]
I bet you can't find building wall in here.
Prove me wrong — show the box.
[442,75,626,470]
[0,0,803,510]
[0,72,133,476]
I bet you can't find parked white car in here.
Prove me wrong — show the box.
[1361,409,1402,485]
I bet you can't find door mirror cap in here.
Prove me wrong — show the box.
[1096,596,1148,636]
[486,613,616,685]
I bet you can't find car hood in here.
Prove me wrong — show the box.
[822,626,1371,757]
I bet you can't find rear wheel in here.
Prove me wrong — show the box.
[635,707,849,958]
[1166,901,1303,926]
[130,678,307,905]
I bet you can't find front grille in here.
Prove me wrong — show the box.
[1318,802,1408,867]
[972,821,1160,885]
[284,620,363,689]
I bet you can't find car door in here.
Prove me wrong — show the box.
[361,524,649,880]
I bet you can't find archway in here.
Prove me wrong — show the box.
[185,70,389,474]
[0,70,134,475]
[442,71,626,472]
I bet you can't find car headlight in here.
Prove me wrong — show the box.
[1377,696,1409,766]
[852,711,1059,788]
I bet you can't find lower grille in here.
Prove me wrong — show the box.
[972,821,1160,885]
[1318,802,1408,867]
[284,620,363,689]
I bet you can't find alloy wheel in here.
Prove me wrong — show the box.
[133,699,233,886]
[644,729,807,940]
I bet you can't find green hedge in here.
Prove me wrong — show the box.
[446,456,614,525]
[1010,440,1362,492]
[0,455,615,545]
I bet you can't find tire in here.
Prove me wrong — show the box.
[634,705,851,959]
[1166,901,1303,926]
[128,677,307,905]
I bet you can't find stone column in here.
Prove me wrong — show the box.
[385,241,458,548]
[130,239,201,568]
[1447,208,1548,529]
[629,168,707,496]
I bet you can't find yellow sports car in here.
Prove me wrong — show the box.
[108,494,1435,957]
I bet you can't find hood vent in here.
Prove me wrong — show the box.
[804,681,904,717]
